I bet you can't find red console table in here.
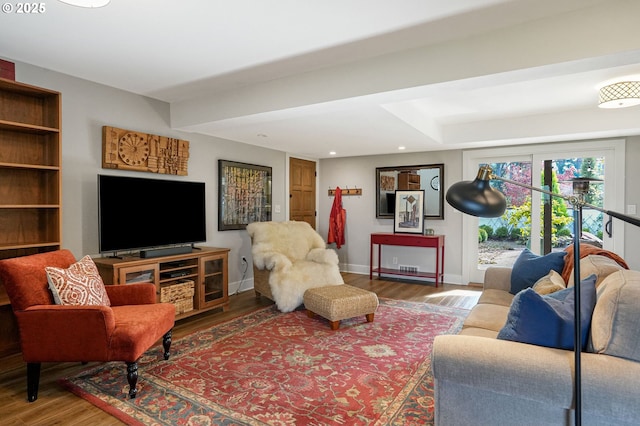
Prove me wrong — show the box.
[369,233,445,287]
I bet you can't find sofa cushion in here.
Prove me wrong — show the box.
[532,270,566,295]
[510,249,566,294]
[567,254,626,288]
[45,255,111,306]
[561,243,628,283]
[497,274,597,350]
[463,303,510,333]
[590,270,640,362]
[477,288,514,307]
[458,327,499,338]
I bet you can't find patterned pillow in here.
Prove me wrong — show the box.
[46,255,111,306]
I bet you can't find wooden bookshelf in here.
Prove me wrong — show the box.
[0,77,62,356]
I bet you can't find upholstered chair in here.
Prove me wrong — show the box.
[247,221,344,312]
[0,250,175,402]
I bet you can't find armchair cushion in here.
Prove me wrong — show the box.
[45,255,111,306]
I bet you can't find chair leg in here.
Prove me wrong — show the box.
[126,361,138,399]
[163,329,172,360]
[27,362,41,402]
[125,330,172,399]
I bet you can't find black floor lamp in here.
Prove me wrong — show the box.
[446,165,640,426]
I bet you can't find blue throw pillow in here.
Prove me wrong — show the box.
[510,249,566,294]
[497,274,597,350]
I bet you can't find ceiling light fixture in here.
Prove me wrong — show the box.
[329,151,337,156]
[57,0,111,7]
[398,146,406,150]
[598,81,640,108]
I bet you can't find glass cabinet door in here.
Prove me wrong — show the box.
[199,254,228,309]
[118,264,159,285]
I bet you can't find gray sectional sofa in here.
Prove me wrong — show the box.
[432,255,640,426]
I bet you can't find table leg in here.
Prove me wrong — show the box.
[435,242,440,287]
[369,241,373,279]
[441,243,445,286]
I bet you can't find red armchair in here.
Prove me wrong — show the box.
[0,250,175,402]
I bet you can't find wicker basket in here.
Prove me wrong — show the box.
[173,297,194,315]
[161,280,195,314]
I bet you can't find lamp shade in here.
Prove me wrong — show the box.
[598,81,640,108]
[446,178,507,218]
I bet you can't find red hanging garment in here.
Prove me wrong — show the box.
[328,187,346,249]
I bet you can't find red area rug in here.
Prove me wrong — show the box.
[61,298,467,425]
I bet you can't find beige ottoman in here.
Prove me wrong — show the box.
[304,285,379,330]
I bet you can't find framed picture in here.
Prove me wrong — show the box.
[218,160,272,231]
[393,190,425,234]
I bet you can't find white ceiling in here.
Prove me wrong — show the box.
[2,0,640,158]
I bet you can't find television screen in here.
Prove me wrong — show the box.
[98,174,206,254]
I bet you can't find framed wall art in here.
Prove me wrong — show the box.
[102,126,189,176]
[218,160,272,231]
[393,190,425,234]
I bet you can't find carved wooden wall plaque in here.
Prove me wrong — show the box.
[102,126,189,175]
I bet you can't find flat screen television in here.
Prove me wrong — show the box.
[98,174,206,255]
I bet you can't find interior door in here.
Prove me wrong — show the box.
[289,157,317,229]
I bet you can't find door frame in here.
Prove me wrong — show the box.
[461,139,626,285]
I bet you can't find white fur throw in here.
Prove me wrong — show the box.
[247,221,344,312]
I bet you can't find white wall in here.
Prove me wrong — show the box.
[11,60,640,289]
[319,138,640,282]
[318,151,463,283]
[14,61,287,291]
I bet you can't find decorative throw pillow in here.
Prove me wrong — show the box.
[590,270,640,362]
[46,255,111,306]
[497,274,597,350]
[510,249,566,294]
[567,254,626,288]
[532,270,566,295]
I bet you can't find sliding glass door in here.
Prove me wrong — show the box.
[461,140,625,285]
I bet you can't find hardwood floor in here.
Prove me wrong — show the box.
[0,273,480,425]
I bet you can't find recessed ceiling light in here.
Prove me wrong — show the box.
[257,133,267,138]
[329,151,337,156]
[398,146,406,150]
[57,0,111,7]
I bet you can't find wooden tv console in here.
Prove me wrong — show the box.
[93,246,230,320]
